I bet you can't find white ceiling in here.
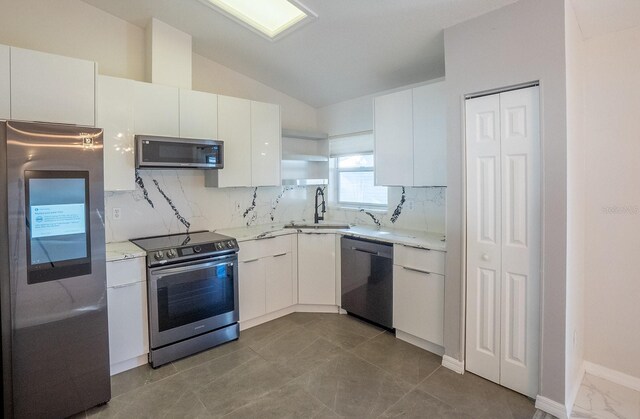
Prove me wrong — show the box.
[80,0,640,107]
[80,0,518,107]
[571,0,640,39]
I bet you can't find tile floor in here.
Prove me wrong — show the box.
[75,313,536,418]
[571,373,640,418]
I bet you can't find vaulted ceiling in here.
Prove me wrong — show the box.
[81,0,640,107]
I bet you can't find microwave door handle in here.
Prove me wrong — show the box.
[154,261,233,277]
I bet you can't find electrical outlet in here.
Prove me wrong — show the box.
[113,207,122,220]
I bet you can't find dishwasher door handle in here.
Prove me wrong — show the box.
[351,247,379,256]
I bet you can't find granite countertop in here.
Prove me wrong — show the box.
[106,241,146,262]
[217,223,446,251]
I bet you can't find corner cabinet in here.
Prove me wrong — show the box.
[0,45,9,120]
[393,244,445,354]
[106,257,149,375]
[298,233,336,305]
[374,80,446,187]
[10,47,96,126]
[206,97,281,188]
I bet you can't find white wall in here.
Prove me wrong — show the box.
[0,0,146,81]
[192,54,317,131]
[565,0,587,412]
[584,24,640,380]
[0,0,317,131]
[444,0,568,405]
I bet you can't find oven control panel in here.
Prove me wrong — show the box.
[148,239,239,266]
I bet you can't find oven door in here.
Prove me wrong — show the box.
[148,254,238,349]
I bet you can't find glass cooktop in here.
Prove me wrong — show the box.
[130,231,234,251]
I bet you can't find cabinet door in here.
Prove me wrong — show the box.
[251,101,281,187]
[133,81,179,137]
[413,82,447,186]
[11,47,95,126]
[0,45,9,120]
[298,234,336,305]
[107,281,149,368]
[215,95,252,187]
[97,76,135,191]
[239,258,266,321]
[265,252,294,313]
[393,265,444,346]
[374,89,413,186]
[179,89,218,139]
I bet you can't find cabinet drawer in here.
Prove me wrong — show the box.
[394,244,445,275]
[106,258,146,288]
[238,235,291,262]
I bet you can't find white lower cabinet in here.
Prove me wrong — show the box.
[106,257,148,375]
[238,235,296,323]
[298,233,336,305]
[393,245,445,348]
[239,258,266,321]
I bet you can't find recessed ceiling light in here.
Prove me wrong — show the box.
[200,0,317,41]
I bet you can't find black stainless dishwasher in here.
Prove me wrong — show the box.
[341,236,393,329]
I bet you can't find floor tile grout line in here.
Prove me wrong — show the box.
[378,365,445,418]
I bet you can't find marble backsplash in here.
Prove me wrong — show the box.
[104,169,446,243]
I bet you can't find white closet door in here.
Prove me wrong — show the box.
[498,87,540,397]
[465,86,540,399]
[465,94,502,383]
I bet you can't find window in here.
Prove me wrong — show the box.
[333,154,387,207]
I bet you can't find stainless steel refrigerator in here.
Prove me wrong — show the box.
[0,121,110,418]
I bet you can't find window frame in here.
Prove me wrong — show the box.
[333,152,387,209]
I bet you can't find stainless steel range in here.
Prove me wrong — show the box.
[131,231,239,368]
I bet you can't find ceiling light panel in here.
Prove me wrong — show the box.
[202,0,316,40]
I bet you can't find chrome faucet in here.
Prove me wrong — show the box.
[314,186,326,224]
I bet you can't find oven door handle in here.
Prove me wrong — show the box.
[152,260,234,278]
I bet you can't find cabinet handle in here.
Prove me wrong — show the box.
[273,253,287,258]
[110,282,138,289]
[256,236,276,240]
[402,266,432,275]
[242,258,259,263]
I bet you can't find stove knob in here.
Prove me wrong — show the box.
[153,251,164,261]
[215,242,223,250]
[227,240,235,248]
[193,246,202,253]
[166,249,177,259]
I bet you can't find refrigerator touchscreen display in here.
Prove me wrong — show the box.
[25,171,92,283]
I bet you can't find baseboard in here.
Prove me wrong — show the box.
[441,355,464,374]
[395,330,445,356]
[295,304,340,313]
[110,354,148,376]
[535,395,568,419]
[239,306,296,330]
[566,362,586,417]
[584,361,640,392]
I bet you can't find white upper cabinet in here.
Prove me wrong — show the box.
[212,95,252,187]
[10,47,95,126]
[206,96,281,188]
[0,45,9,120]
[179,89,218,139]
[133,81,179,137]
[374,89,413,186]
[413,82,447,186]
[97,76,135,191]
[374,80,447,187]
[251,101,281,187]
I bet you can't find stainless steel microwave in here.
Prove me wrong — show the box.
[135,135,224,169]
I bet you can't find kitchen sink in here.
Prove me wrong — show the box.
[284,222,351,230]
